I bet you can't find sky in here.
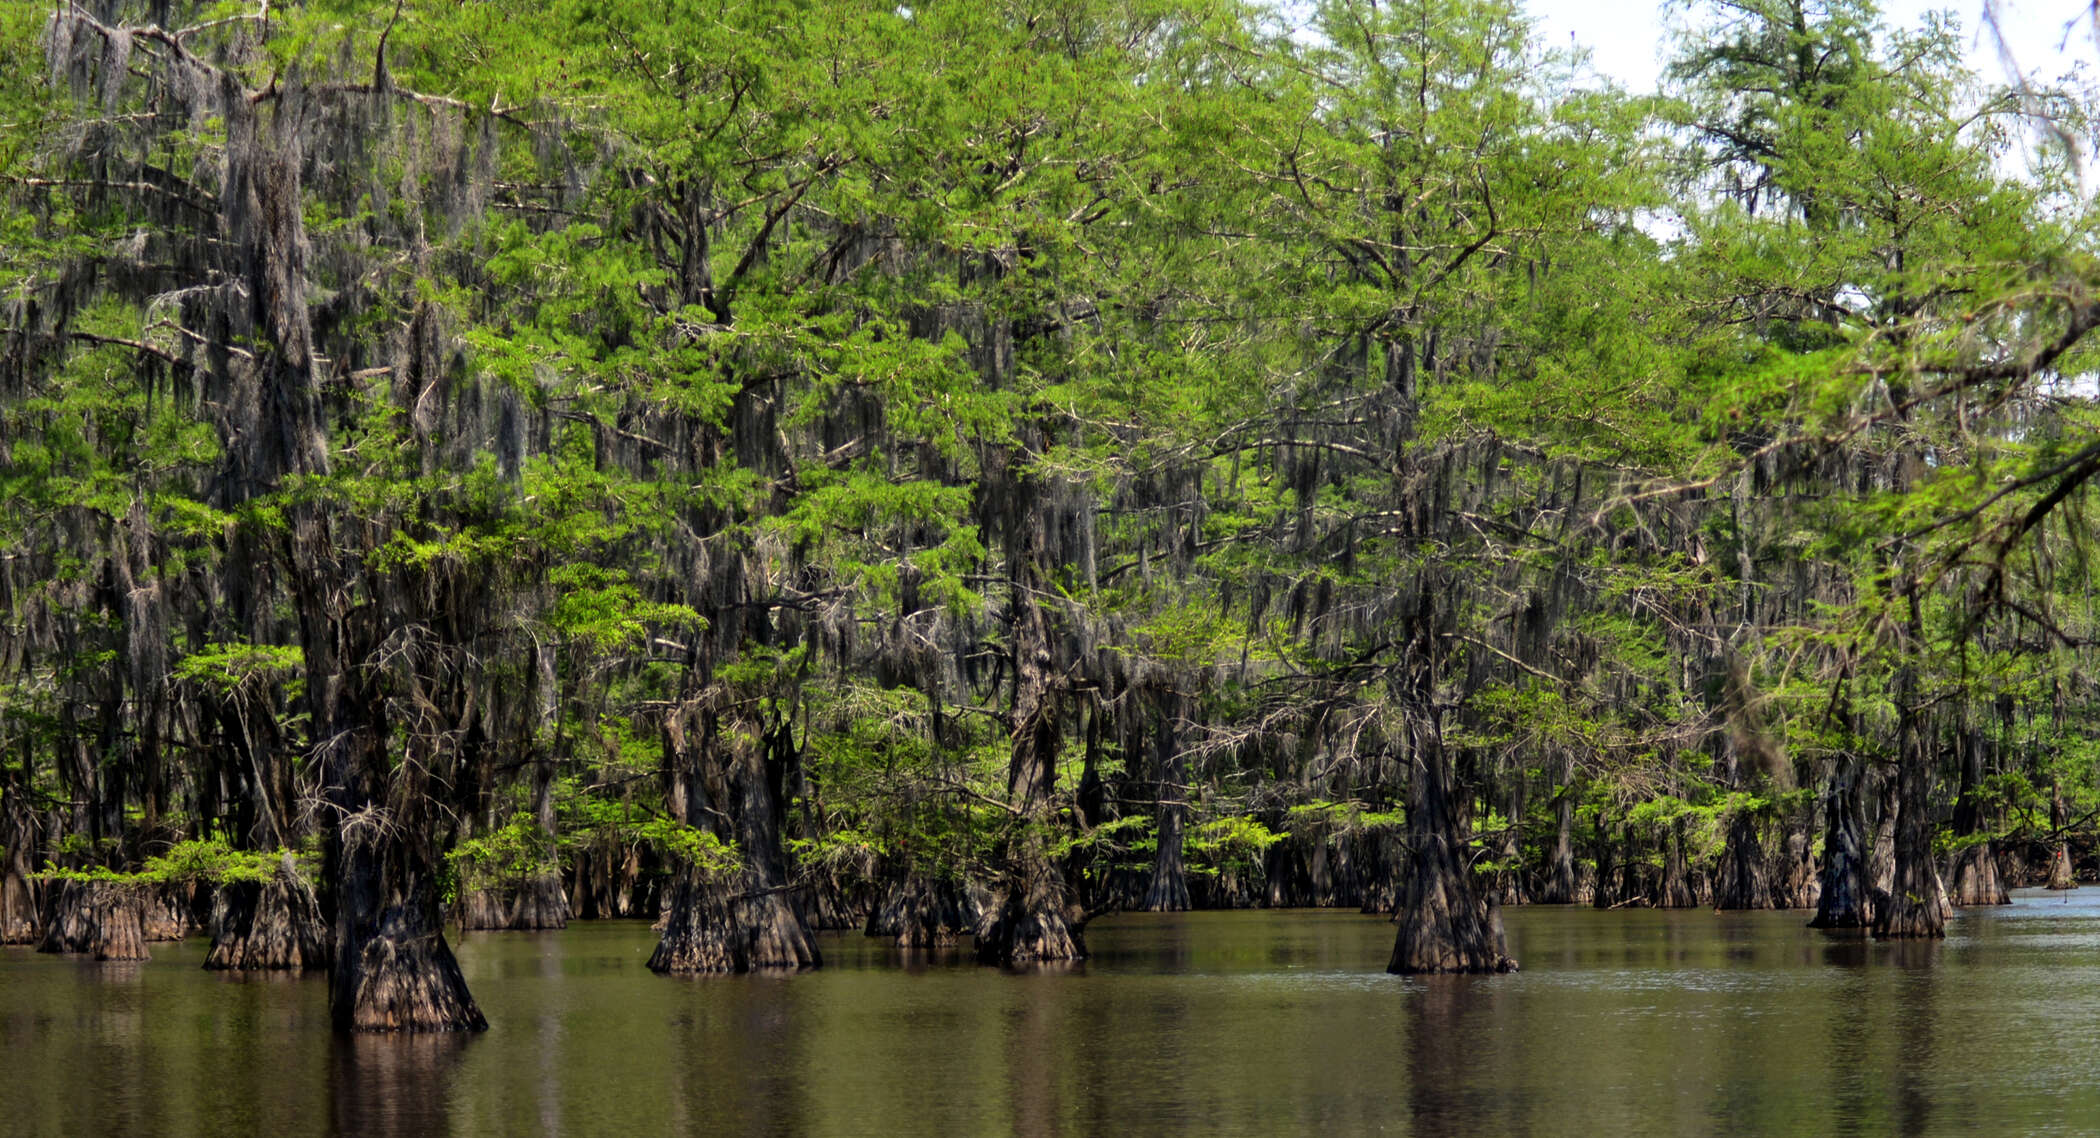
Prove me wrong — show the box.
[1525,0,2098,93]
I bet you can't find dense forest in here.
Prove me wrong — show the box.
[4,0,2099,1031]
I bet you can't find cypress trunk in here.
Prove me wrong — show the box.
[458,873,572,931]
[1947,726,2008,906]
[1659,817,1698,908]
[2046,784,2078,889]
[650,872,819,971]
[1771,808,1820,910]
[978,571,1084,965]
[1809,752,1874,931]
[1,818,41,944]
[207,860,331,971]
[1713,811,1773,910]
[866,875,983,948]
[38,879,149,961]
[1873,702,1946,939]
[2047,844,2077,890]
[329,829,486,1032]
[0,869,37,945]
[1139,694,1191,912]
[1540,755,1578,905]
[141,881,201,941]
[1389,708,1516,974]
[649,707,819,973]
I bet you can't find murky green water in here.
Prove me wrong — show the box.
[7,891,2100,1136]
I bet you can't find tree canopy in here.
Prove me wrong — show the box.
[4,0,2100,1027]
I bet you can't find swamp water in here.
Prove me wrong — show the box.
[7,891,2100,1136]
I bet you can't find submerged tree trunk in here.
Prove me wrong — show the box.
[1389,704,1516,975]
[1139,692,1191,912]
[650,872,818,971]
[2047,844,2078,890]
[2046,783,2078,890]
[1771,807,1820,910]
[650,704,820,973]
[1947,726,2008,906]
[38,879,148,961]
[976,842,1085,965]
[1809,752,1874,931]
[1659,817,1698,908]
[1869,776,1897,900]
[1713,810,1774,910]
[867,875,983,948]
[1539,754,1578,905]
[463,642,571,932]
[330,823,487,1031]
[1,780,41,944]
[207,861,332,971]
[342,903,488,1032]
[459,873,572,931]
[1874,696,1945,939]
[141,881,201,941]
[0,870,37,945]
[977,566,1085,965]
[1591,811,1618,910]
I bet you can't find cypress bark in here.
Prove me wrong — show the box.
[1713,811,1774,911]
[1659,817,1699,909]
[460,642,572,932]
[459,875,572,932]
[1539,753,1579,905]
[976,549,1084,966]
[1809,751,1874,931]
[649,703,819,973]
[1389,704,1515,975]
[2046,784,2078,889]
[1140,690,1192,913]
[38,879,149,961]
[207,860,331,971]
[1874,657,1945,939]
[866,875,983,948]
[1947,727,2008,906]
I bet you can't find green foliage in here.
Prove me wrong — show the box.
[7,0,2100,936]
[632,819,741,879]
[1185,816,1284,877]
[36,838,301,885]
[449,814,567,898]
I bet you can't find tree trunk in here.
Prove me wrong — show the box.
[1139,693,1191,912]
[1713,810,1773,910]
[867,875,983,948]
[1495,779,1528,906]
[459,873,572,931]
[976,841,1085,965]
[207,859,331,970]
[1539,754,1578,904]
[2046,783,2078,889]
[650,872,818,971]
[2047,843,2077,890]
[0,868,37,945]
[141,881,201,941]
[1389,707,1516,974]
[1591,810,1617,910]
[1771,805,1819,910]
[1659,816,1699,908]
[1946,725,2008,906]
[330,822,486,1032]
[977,571,1085,965]
[1809,752,1873,931]
[1874,701,1945,939]
[38,879,149,960]
[649,707,819,972]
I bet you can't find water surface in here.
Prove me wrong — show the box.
[6,890,2100,1136]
